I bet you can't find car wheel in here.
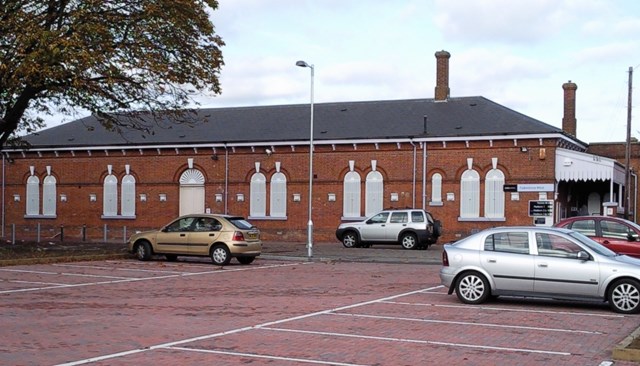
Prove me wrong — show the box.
[135,241,152,261]
[342,231,359,248]
[165,254,178,262]
[608,279,640,314]
[237,256,255,265]
[210,244,231,266]
[400,233,418,250]
[455,271,490,304]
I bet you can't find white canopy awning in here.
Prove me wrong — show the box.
[555,148,626,184]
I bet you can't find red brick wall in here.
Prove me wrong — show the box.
[3,138,558,244]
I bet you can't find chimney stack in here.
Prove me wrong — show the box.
[562,81,578,137]
[434,50,451,101]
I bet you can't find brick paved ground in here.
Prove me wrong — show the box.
[1,250,639,365]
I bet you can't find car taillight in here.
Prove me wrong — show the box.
[232,231,245,241]
[442,250,449,266]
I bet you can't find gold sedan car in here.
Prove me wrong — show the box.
[128,214,261,265]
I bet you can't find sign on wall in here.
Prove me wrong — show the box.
[528,200,554,217]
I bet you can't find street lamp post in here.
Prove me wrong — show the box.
[296,60,314,259]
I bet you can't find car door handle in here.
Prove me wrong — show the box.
[180,233,186,237]
[209,233,216,237]
[603,240,610,244]
[488,259,497,263]
[538,263,548,268]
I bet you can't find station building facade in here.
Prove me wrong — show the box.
[1,51,634,243]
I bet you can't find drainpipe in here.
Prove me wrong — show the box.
[410,140,416,208]
[634,171,638,222]
[1,154,4,238]
[224,144,229,215]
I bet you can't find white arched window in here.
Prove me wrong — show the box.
[343,171,361,218]
[365,170,383,217]
[270,171,287,217]
[250,172,267,217]
[460,169,480,218]
[42,175,57,216]
[485,169,505,218]
[179,167,205,216]
[121,174,136,217]
[26,174,40,216]
[431,173,442,204]
[103,174,118,217]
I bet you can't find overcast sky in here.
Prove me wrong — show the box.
[192,0,640,144]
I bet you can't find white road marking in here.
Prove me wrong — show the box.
[164,346,370,366]
[53,263,186,274]
[260,327,571,356]
[0,262,305,294]
[56,285,443,365]
[381,300,624,318]
[10,280,70,286]
[332,312,602,334]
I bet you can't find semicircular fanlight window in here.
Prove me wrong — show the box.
[179,169,205,185]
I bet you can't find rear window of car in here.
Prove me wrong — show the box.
[227,217,254,230]
[569,219,596,236]
[484,232,529,254]
[411,211,425,223]
[390,212,408,223]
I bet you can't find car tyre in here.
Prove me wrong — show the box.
[165,254,178,262]
[237,256,255,265]
[455,271,490,304]
[400,233,418,250]
[608,279,640,314]
[210,244,231,266]
[342,231,359,248]
[135,241,152,261]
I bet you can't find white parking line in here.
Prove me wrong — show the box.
[331,312,602,334]
[380,301,625,318]
[0,262,306,294]
[0,268,130,280]
[259,327,571,356]
[164,346,369,366]
[56,285,442,365]
[9,280,70,286]
[53,263,186,274]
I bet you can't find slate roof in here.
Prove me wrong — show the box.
[20,96,567,149]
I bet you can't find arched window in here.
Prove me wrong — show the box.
[121,174,136,217]
[485,169,505,218]
[26,175,40,216]
[270,172,287,217]
[250,172,266,217]
[179,168,205,216]
[431,173,442,204]
[42,175,57,216]
[103,174,118,217]
[365,170,383,217]
[343,171,361,218]
[460,169,480,218]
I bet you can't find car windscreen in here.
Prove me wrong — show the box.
[569,231,617,257]
[227,217,254,230]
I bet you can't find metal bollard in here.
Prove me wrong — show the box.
[11,223,15,245]
[37,223,41,243]
[60,225,64,242]
[103,224,108,242]
[82,224,87,242]
[123,226,127,243]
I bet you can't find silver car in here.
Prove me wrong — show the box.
[440,226,640,313]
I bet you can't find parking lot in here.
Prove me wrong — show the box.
[1,251,639,365]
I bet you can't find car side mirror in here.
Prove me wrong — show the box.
[628,233,639,242]
[161,227,168,233]
[366,219,373,224]
[577,251,590,261]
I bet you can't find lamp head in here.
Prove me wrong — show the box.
[296,60,308,67]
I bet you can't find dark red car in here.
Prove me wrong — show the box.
[554,216,640,258]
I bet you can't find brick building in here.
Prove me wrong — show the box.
[1,51,633,244]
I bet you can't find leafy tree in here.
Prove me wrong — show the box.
[0,0,225,147]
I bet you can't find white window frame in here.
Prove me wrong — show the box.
[250,172,267,217]
[460,169,480,218]
[365,171,383,217]
[431,173,443,205]
[26,175,40,216]
[42,175,57,217]
[485,169,505,218]
[343,171,361,218]
[270,172,287,218]
[103,175,118,217]
[121,174,136,217]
